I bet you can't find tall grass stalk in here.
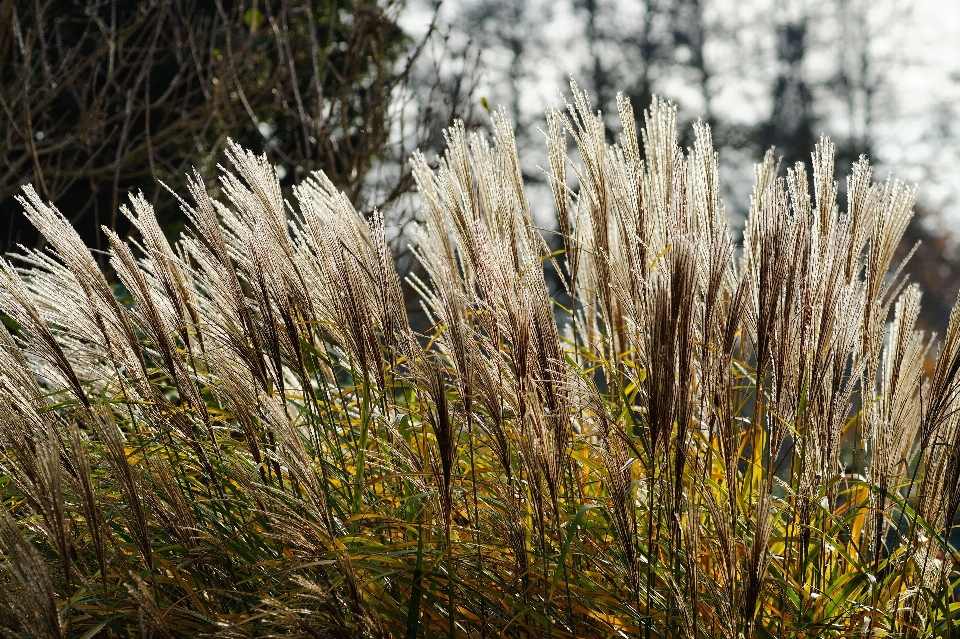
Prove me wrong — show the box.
[2,82,960,637]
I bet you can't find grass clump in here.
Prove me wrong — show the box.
[1,83,959,637]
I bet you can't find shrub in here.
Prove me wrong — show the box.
[1,83,958,637]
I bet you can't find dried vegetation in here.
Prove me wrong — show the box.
[1,83,959,637]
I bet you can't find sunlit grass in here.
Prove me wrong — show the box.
[0,84,958,637]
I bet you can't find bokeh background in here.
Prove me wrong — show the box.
[3,0,959,328]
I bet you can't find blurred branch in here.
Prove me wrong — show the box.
[0,0,476,262]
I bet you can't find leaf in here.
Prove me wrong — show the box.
[550,504,600,600]
[243,9,265,30]
[405,522,426,639]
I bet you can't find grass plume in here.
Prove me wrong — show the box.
[1,82,960,637]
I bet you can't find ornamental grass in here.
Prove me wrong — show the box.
[1,83,959,637]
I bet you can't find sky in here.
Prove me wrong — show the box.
[878,0,960,225]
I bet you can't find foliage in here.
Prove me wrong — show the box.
[1,84,960,637]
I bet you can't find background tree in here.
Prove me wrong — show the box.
[758,20,815,169]
[0,0,474,260]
